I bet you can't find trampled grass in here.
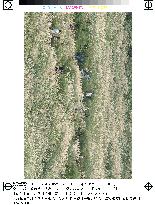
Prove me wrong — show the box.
[24,12,132,179]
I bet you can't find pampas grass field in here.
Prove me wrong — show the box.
[24,12,132,179]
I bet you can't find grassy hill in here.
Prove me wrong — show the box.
[24,12,132,179]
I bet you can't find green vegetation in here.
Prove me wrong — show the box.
[24,12,132,179]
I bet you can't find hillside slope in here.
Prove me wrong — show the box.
[24,12,132,179]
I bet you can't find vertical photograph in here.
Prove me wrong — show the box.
[24,12,132,179]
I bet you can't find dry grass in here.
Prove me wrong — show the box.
[24,12,132,179]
